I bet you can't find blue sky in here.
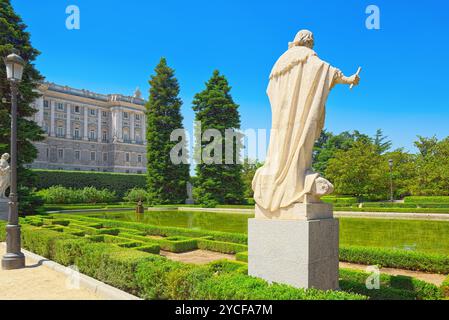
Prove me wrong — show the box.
[11,0,449,154]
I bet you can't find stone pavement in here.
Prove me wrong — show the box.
[0,244,102,300]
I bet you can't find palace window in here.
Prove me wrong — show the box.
[74,106,80,113]
[138,154,142,163]
[89,130,96,140]
[102,131,108,142]
[90,151,96,161]
[103,152,108,162]
[74,128,80,139]
[58,149,64,159]
[57,126,64,137]
[102,111,107,117]
[125,153,130,162]
[57,102,64,111]
[135,114,140,121]
[90,109,96,116]
[123,112,129,119]
[44,100,50,109]
[75,150,80,160]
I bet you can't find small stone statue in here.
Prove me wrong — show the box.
[0,153,11,199]
[136,200,144,214]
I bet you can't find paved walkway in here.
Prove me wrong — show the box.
[0,244,102,300]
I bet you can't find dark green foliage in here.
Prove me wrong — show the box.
[0,0,45,214]
[208,259,248,274]
[192,70,245,206]
[33,170,145,198]
[146,58,190,205]
[340,246,449,274]
[373,129,392,154]
[339,269,442,300]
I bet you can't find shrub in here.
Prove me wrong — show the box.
[197,239,248,254]
[33,169,146,198]
[192,273,365,300]
[322,196,358,205]
[208,259,248,274]
[404,196,449,204]
[236,251,248,263]
[340,246,449,274]
[339,269,442,300]
[134,244,161,255]
[123,188,149,203]
[442,275,449,298]
[37,186,117,204]
[135,256,186,300]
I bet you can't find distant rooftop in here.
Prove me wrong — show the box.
[42,82,146,106]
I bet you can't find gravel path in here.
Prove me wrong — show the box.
[0,245,102,300]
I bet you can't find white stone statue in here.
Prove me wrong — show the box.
[0,153,11,199]
[252,30,360,212]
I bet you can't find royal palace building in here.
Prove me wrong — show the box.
[28,82,147,173]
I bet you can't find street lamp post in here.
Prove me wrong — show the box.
[388,159,394,203]
[1,53,26,270]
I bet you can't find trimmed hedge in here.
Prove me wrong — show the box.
[197,239,248,254]
[404,196,449,204]
[33,169,146,198]
[236,251,248,263]
[441,276,449,298]
[335,207,449,214]
[340,246,449,274]
[18,225,363,300]
[339,268,442,300]
[54,214,248,244]
[321,196,358,205]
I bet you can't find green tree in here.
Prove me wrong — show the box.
[411,136,449,196]
[0,0,45,214]
[325,140,389,200]
[145,58,190,204]
[241,158,263,199]
[374,129,392,154]
[192,70,244,206]
[313,130,370,174]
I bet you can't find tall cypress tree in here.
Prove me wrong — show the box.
[193,70,244,206]
[146,58,189,204]
[0,0,45,214]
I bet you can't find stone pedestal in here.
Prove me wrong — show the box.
[248,204,339,291]
[0,199,8,221]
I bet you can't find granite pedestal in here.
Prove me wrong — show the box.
[248,203,339,291]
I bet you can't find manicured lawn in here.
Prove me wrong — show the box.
[84,210,449,255]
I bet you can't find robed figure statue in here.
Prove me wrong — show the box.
[252,30,360,212]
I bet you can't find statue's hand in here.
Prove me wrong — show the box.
[349,73,360,86]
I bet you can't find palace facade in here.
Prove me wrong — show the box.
[28,82,147,173]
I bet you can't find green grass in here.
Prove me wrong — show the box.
[72,210,449,256]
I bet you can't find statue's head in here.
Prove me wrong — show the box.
[289,30,314,49]
[1,153,10,161]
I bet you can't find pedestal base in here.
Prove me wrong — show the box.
[248,217,339,290]
[0,200,8,221]
[1,252,25,270]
